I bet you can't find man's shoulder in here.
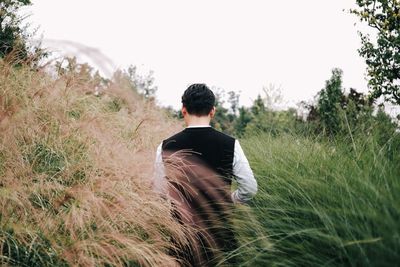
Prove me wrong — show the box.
[162,129,186,146]
[164,130,184,140]
[211,128,236,142]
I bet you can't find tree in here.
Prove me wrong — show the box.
[211,89,233,133]
[227,90,240,115]
[126,65,158,99]
[317,68,345,135]
[305,69,375,136]
[0,0,32,60]
[234,107,252,137]
[251,95,266,116]
[351,0,400,105]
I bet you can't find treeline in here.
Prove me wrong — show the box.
[166,68,398,146]
[53,58,400,152]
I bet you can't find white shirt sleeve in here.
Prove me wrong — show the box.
[152,143,168,196]
[231,140,258,204]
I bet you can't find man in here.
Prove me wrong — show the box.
[153,83,257,266]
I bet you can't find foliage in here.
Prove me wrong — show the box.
[234,106,252,137]
[227,90,240,115]
[0,0,45,64]
[239,128,400,266]
[250,95,266,116]
[55,57,109,92]
[341,88,373,128]
[165,68,395,143]
[351,0,400,105]
[304,68,376,138]
[243,87,304,136]
[316,68,345,135]
[0,0,30,57]
[209,87,303,137]
[126,65,158,99]
[210,89,236,133]
[245,108,300,136]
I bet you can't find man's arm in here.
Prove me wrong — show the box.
[231,140,258,204]
[152,143,168,196]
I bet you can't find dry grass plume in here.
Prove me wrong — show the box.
[0,59,188,266]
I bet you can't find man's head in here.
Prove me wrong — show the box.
[182,83,215,125]
[181,84,216,125]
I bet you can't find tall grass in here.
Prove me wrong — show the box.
[1,58,399,266]
[239,131,400,266]
[0,60,187,266]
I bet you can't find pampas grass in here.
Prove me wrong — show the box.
[0,59,186,266]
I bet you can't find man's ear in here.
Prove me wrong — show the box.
[181,106,188,117]
[210,107,216,118]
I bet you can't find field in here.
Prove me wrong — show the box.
[0,61,399,266]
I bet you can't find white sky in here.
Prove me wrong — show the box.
[29,0,371,109]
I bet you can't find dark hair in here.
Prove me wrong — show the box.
[181,84,216,116]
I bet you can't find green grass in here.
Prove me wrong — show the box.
[234,132,400,266]
[0,228,68,267]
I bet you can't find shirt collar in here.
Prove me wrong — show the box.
[186,125,211,128]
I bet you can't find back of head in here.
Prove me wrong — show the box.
[181,84,216,116]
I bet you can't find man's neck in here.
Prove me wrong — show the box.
[185,116,211,128]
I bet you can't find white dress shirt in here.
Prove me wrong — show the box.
[153,125,258,204]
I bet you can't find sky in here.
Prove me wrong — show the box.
[28,0,372,109]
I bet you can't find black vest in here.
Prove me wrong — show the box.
[162,127,235,184]
[162,127,238,265]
